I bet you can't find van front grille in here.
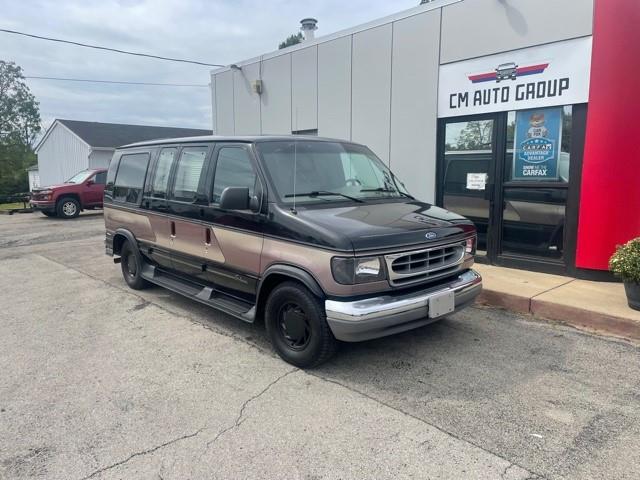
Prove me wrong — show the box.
[385,242,465,286]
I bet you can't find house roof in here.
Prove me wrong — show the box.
[44,119,211,150]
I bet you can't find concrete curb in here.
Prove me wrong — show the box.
[531,298,640,342]
[476,289,640,342]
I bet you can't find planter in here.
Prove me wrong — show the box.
[624,281,640,311]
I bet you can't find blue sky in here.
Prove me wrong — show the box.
[0,0,418,131]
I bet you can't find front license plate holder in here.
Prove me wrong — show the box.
[428,290,455,318]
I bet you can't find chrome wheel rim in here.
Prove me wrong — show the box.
[62,201,77,216]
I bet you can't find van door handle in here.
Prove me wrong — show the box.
[204,227,212,246]
[170,221,176,238]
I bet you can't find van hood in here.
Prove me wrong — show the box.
[271,200,475,251]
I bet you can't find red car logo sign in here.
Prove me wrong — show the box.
[468,62,550,84]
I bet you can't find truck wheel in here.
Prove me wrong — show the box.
[265,281,337,368]
[120,241,149,290]
[56,197,80,219]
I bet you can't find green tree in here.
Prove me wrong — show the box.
[454,121,493,151]
[0,61,41,195]
[278,32,303,49]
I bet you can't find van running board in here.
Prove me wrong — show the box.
[140,264,256,323]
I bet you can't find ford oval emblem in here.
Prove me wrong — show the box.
[425,232,437,240]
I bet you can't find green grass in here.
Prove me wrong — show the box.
[0,202,29,211]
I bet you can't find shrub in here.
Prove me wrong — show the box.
[609,238,640,283]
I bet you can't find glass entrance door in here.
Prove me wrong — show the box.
[441,116,497,257]
[438,105,584,273]
[501,107,572,260]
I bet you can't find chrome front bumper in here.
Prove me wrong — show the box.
[325,269,482,342]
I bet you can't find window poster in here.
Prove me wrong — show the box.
[512,107,562,180]
[466,173,487,190]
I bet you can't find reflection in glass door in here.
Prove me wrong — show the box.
[441,118,495,256]
[501,106,572,260]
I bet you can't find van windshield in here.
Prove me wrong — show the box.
[256,141,411,204]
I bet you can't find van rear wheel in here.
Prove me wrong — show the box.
[265,281,337,368]
[120,241,149,290]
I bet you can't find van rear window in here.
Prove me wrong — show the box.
[114,152,149,204]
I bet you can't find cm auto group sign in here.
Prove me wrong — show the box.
[438,37,592,117]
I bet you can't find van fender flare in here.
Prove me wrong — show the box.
[112,228,139,256]
[257,264,325,300]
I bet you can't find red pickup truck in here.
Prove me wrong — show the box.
[30,168,107,219]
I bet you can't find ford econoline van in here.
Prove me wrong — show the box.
[104,136,482,367]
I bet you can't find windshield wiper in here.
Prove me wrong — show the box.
[284,190,364,203]
[360,187,415,200]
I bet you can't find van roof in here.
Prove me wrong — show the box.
[118,135,360,149]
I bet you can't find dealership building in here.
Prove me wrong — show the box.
[210,0,638,278]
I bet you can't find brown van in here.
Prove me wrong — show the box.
[104,136,482,367]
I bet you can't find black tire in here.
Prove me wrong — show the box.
[41,211,56,217]
[56,197,80,219]
[120,241,150,290]
[265,281,337,368]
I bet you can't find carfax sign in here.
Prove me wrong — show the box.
[512,107,562,180]
[438,37,592,117]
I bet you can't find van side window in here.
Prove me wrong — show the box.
[150,148,177,198]
[113,153,150,204]
[212,147,256,204]
[172,147,208,202]
[106,154,120,188]
[94,171,107,185]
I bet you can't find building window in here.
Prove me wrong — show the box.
[506,105,572,183]
[292,129,318,136]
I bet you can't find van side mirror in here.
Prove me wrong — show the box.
[219,187,250,210]
[249,194,261,212]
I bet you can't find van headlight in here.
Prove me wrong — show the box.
[331,256,385,284]
[465,236,477,255]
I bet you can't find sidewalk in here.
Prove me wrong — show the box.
[474,263,640,342]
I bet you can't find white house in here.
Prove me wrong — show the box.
[26,165,40,191]
[34,119,211,186]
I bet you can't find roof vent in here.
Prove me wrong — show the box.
[300,18,318,41]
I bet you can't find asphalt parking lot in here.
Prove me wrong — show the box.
[1,212,639,479]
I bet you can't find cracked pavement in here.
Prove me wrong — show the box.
[1,212,639,479]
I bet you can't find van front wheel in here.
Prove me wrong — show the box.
[265,281,337,368]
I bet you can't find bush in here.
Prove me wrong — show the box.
[609,238,640,283]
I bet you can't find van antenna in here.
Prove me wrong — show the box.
[291,108,298,214]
